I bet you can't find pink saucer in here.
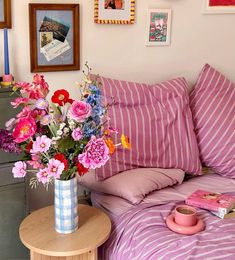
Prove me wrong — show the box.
[166,214,205,235]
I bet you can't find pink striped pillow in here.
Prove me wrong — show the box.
[96,76,202,180]
[190,64,235,178]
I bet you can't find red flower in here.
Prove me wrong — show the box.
[26,141,33,153]
[54,153,69,170]
[76,162,89,176]
[51,89,70,106]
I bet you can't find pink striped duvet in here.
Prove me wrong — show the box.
[100,194,235,260]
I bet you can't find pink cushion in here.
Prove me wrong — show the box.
[96,76,202,180]
[79,168,185,204]
[190,64,235,178]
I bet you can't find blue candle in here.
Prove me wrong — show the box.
[4,28,10,75]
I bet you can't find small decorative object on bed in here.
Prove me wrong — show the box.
[203,0,235,13]
[94,0,135,24]
[0,63,129,234]
[166,204,205,235]
[0,0,11,28]
[190,64,235,178]
[145,8,172,46]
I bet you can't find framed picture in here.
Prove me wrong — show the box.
[29,4,80,73]
[0,0,11,28]
[203,0,235,13]
[94,0,135,24]
[145,9,172,46]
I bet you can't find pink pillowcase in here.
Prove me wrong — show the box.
[95,76,202,180]
[190,64,235,178]
[79,168,185,205]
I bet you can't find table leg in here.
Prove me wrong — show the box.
[30,248,98,260]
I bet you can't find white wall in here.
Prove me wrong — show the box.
[0,0,235,97]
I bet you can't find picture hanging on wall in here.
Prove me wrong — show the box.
[0,0,11,28]
[94,0,135,24]
[203,0,235,13]
[29,3,80,72]
[145,9,172,46]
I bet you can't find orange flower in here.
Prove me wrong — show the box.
[121,134,131,149]
[105,139,115,155]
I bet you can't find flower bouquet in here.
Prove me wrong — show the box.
[0,63,130,188]
[0,64,130,234]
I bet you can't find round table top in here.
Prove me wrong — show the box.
[19,204,111,257]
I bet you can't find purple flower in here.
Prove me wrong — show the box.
[40,115,52,125]
[12,161,27,178]
[0,129,21,154]
[35,98,48,110]
[72,127,83,141]
[31,135,52,153]
[47,159,65,179]
[78,136,109,169]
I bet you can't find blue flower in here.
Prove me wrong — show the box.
[89,85,102,96]
[92,104,104,117]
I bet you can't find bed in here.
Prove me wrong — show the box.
[90,173,235,260]
[80,63,235,259]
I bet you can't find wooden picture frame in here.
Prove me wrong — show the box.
[94,0,135,24]
[0,0,12,28]
[29,3,80,73]
[145,9,172,46]
[203,0,235,14]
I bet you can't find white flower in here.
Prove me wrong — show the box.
[56,130,63,136]
[63,127,69,134]
[59,123,66,130]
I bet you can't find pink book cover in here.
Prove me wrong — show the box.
[185,190,235,214]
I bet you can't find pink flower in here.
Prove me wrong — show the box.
[16,107,32,118]
[68,101,92,122]
[12,117,37,143]
[11,97,30,108]
[72,127,83,141]
[47,159,65,179]
[36,168,50,184]
[12,161,27,178]
[5,118,16,130]
[31,135,52,154]
[31,109,46,122]
[17,75,49,99]
[27,154,44,169]
[78,136,110,169]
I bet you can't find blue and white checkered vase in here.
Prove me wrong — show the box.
[54,177,78,234]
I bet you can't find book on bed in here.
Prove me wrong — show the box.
[185,189,235,218]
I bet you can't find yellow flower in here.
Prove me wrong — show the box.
[121,134,131,149]
[105,139,115,155]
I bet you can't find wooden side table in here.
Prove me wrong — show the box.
[19,204,111,260]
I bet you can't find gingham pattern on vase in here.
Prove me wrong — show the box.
[54,177,78,234]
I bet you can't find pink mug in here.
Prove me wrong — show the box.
[174,205,197,227]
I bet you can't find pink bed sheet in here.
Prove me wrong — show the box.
[91,173,235,220]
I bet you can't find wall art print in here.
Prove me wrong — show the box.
[145,9,171,46]
[0,0,11,28]
[29,4,80,72]
[94,0,135,24]
[204,0,235,13]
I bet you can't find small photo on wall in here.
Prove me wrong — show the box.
[104,0,125,10]
[145,9,172,46]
